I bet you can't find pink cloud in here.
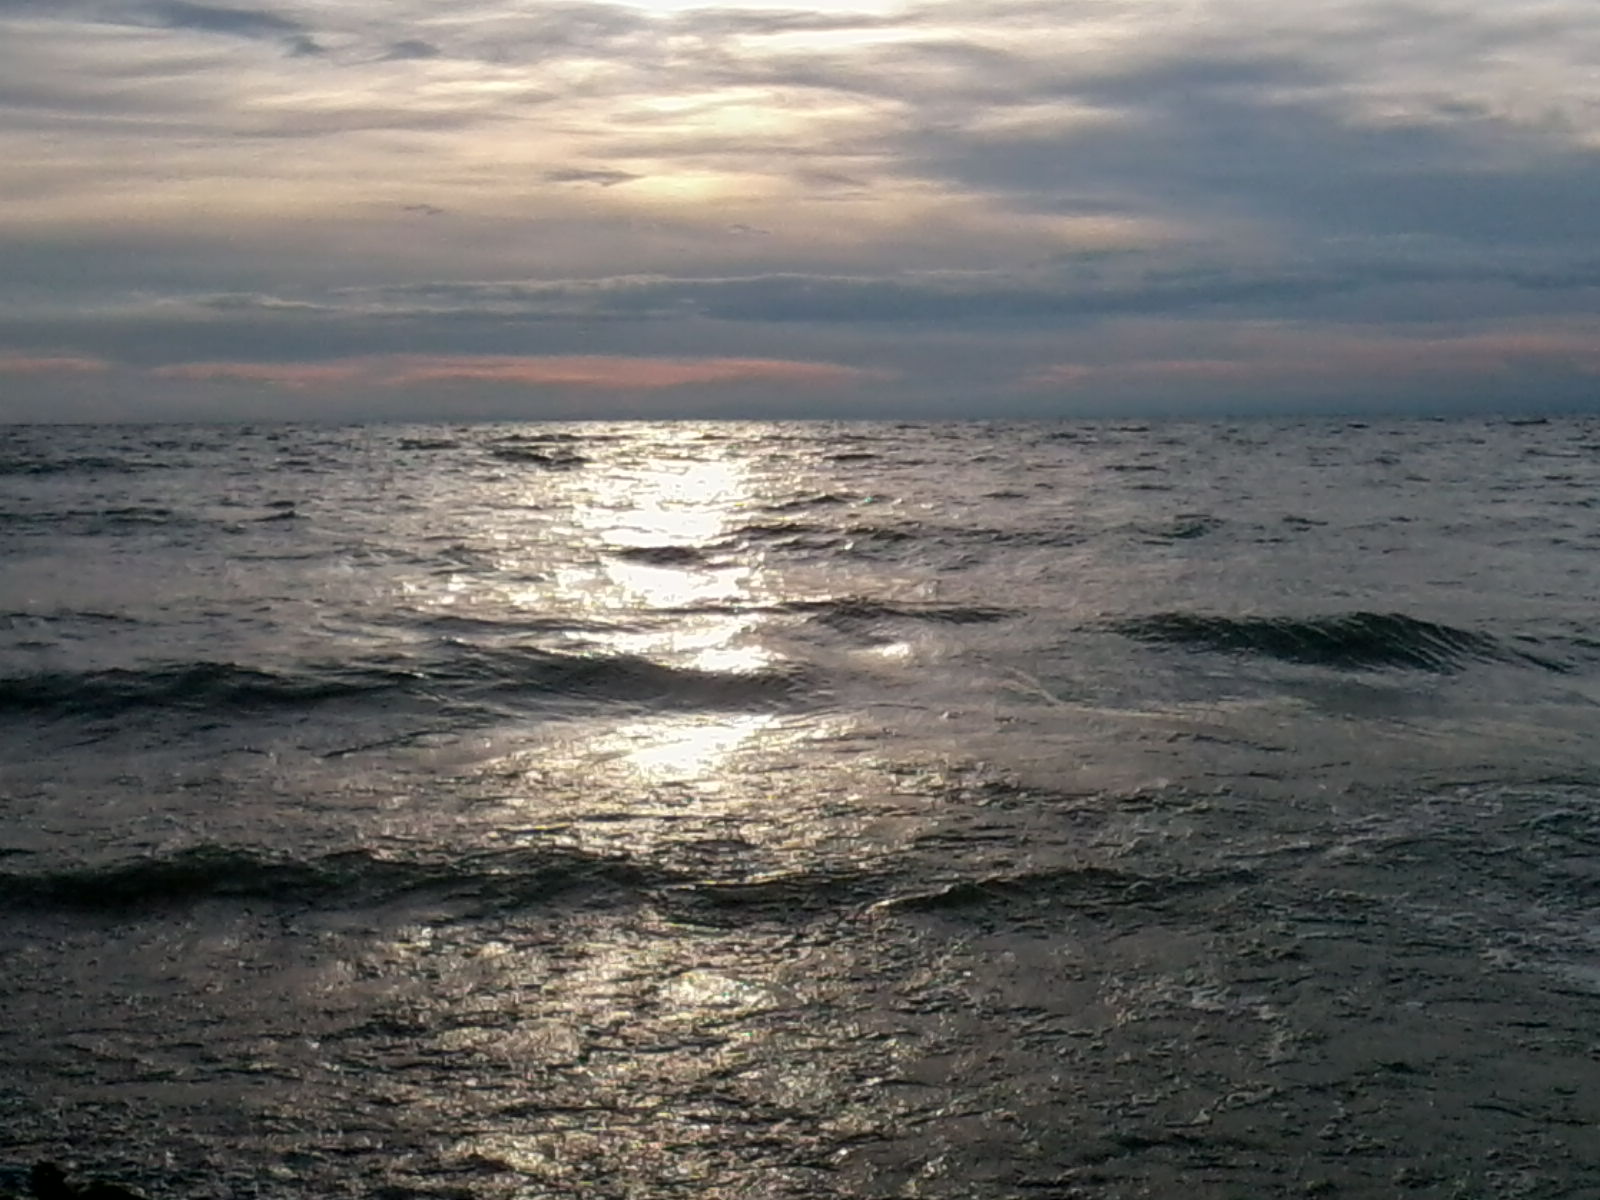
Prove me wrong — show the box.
[0,354,110,376]
[1027,359,1254,387]
[1027,323,1600,390]
[152,362,368,386]
[384,355,883,388]
[149,355,886,391]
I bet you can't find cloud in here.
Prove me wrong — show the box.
[150,360,366,386]
[1026,320,1600,394]
[182,256,1600,330]
[891,3,1600,253]
[4,0,1600,418]
[0,354,109,375]
[542,168,643,188]
[150,353,886,390]
[143,1,304,39]
[383,39,440,60]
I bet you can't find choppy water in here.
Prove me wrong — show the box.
[3,418,1600,1198]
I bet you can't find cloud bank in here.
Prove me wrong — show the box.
[2,0,1599,418]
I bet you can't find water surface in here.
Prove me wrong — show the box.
[3,419,1599,1198]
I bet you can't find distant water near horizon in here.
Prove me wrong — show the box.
[4,417,1600,1199]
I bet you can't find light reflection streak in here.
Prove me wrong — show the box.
[596,712,779,784]
[519,432,780,784]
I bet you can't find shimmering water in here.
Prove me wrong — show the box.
[3,418,1600,1198]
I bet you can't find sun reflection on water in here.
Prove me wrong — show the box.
[532,435,784,784]
[588,453,753,550]
[596,712,781,784]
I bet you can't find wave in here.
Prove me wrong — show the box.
[396,438,459,451]
[457,645,809,708]
[490,432,587,444]
[0,845,682,913]
[840,522,918,545]
[1111,611,1571,673]
[0,845,898,920]
[725,520,844,551]
[0,610,142,629]
[1,845,1216,923]
[100,505,177,524]
[0,662,416,718]
[0,455,154,477]
[776,596,1019,626]
[761,492,858,512]
[0,645,811,721]
[489,447,587,467]
[609,544,711,566]
[0,506,191,533]
[875,863,1254,914]
[1138,514,1223,542]
[752,516,1082,552]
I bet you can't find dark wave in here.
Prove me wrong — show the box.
[801,518,1081,551]
[877,864,1254,914]
[655,867,884,923]
[397,438,458,450]
[6,846,1220,924]
[0,455,153,476]
[456,646,809,708]
[0,662,415,718]
[1139,514,1223,542]
[841,522,918,544]
[0,845,683,913]
[0,506,191,532]
[974,526,1084,549]
[0,646,811,721]
[0,845,905,920]
[489,447,587,467]
[491,432,586,444]
[101,505,177,524]
[725,520,843,551]
[762,492,857,512]
[0,610,141,629]
[1112,611,1570,673]
[609,544,710,566]
[778,596,1018,626]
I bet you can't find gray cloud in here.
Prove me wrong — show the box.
[175,258,1600,329]
[670,7,903,35]
[144,1,304,38]
[907,79,1600,246]
[383,39,441,59]
[543,168,643,187]
[1,0,327,57]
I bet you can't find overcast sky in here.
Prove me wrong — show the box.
[2,0,1599,420]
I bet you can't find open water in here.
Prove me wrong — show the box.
[3,418,1600,1199]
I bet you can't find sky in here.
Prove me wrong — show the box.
[2,0,1599,421]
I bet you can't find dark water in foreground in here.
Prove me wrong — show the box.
[3,418,1600,1198]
